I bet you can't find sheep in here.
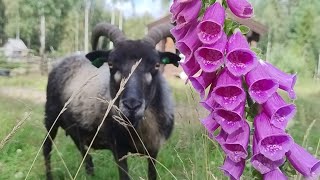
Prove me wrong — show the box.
[43,22,181,180]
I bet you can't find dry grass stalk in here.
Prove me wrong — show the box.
[72,59,141,179]
[0,112,31,150]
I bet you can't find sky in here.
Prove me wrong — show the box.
[105,0,169,18]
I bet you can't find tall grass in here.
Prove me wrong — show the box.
[0,74,319,179]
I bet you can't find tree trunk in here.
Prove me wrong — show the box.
[84,0,91,53]
[39,14,47,75]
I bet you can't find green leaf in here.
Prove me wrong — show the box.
[251,47,262,55]
[239,25,250,34]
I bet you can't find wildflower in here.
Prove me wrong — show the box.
[197,2,225,45]
[286,143,320,179]
[262,93,296,130]
[263,168,288,180]
[201,115,219,138]
[251,134,285,174]
[226,31,257,76]
[254,112,293,161]
[189,71,217,99]
[226,0,254,19]
[210,68,246,110]
[170,0,201,24]
[220,157,245,180]
[245,61,279,104]
[213,102,245,134]
[261,61,297,99]
[194,33,227,72]
[180,55,201,77]
[222,121,249,162]
[176,25,202,57]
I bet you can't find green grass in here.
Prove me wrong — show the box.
[0,74,47,91]
[0,75,319,179]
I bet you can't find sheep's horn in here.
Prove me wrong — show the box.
[143,23,174,47]
[91,23,127,50]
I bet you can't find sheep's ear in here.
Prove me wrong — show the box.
[86,50,110,68]
[159,52,181,67]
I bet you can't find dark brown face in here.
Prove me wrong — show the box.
[86,40,180,127]
[107,41,161,126]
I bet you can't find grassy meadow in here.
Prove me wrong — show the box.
[0,74,319,180]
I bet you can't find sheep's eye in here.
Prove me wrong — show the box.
[145,73,152,84]
[114,71,122,83]
[155,63,160,70]
[108,62,113,68]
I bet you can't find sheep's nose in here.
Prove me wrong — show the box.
[123,99,142,111]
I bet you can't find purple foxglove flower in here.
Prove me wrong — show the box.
[263,168,288,180]
[170,0,200,23]
[286,143,320,179]
[261,61,297,99]
[254,112,293,161]
[175,0,202,25]
[189,71,217,99]
[180,55,201,77]
[176,24,202,57]
[226,31,258,76]
[222,121,249,163]
[201,114,220,138]
[200,89,220,112]
[245,61,279,104]
[213,102,245,134]
[171,20,197,41]
[226,0,254,19]
[220,157,245,180]
[215,128,228,145]
[194,33,227,72]
[211,68,246,110]
[197,2,225,44]
[251,134,285,174]
[262,93,296,130]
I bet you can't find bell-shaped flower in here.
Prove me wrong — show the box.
[215,128,228,145]
[211,68,246,110]
[263,168,288,180]
[222,121,250,163]
[220,157,245,180]
[262,93,296,130]
[286,143,320,179]
[194,33,227,72]
[201,114,220,138]
[226,31,258,76]
[213,102,245,134]
[200,87,220,112]
[245,60,279,104]
[251,134,285,174]
[180,55,201,77]
[176,24,202,57]
[170,0,201,23]
[254,112,293,161]
[261,61,297,99]
[189,71,217,99]
[226,0,254,19]
[197,2,225,44]
[171,20,197,41]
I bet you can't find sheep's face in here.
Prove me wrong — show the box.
[86,40,180,127]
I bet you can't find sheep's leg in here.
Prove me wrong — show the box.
[43,125,59,180]
[148,151,158,180]
[113,149,130,180]
[69,132,94,175]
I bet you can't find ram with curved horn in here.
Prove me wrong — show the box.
[43,22,180,180]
